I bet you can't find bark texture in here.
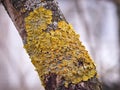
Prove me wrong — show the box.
[2,0,102,90]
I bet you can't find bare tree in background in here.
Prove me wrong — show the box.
[114,0,120,82]
[1,0,102,90]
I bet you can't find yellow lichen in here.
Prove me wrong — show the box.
[25,7,52,32]
[24,6,97,87]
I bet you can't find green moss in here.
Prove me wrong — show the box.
[24,6,97,87]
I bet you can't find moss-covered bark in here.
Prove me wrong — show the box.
[2,0,102,90]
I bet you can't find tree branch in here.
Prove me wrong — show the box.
[2,0,102,90]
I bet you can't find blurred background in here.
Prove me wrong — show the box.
[0,0,120,90]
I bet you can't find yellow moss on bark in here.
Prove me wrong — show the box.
[24,6,97,87]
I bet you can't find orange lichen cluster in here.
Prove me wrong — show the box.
[24,6,97,87]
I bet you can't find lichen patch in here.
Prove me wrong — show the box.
[24,0,41,10]
[24,6,97,87]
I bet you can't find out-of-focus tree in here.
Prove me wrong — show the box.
[114,0,120,82]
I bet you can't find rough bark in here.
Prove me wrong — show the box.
[2,0,102,90]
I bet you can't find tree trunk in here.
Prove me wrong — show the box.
[114,0,120,82]
[1,0,102,90]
